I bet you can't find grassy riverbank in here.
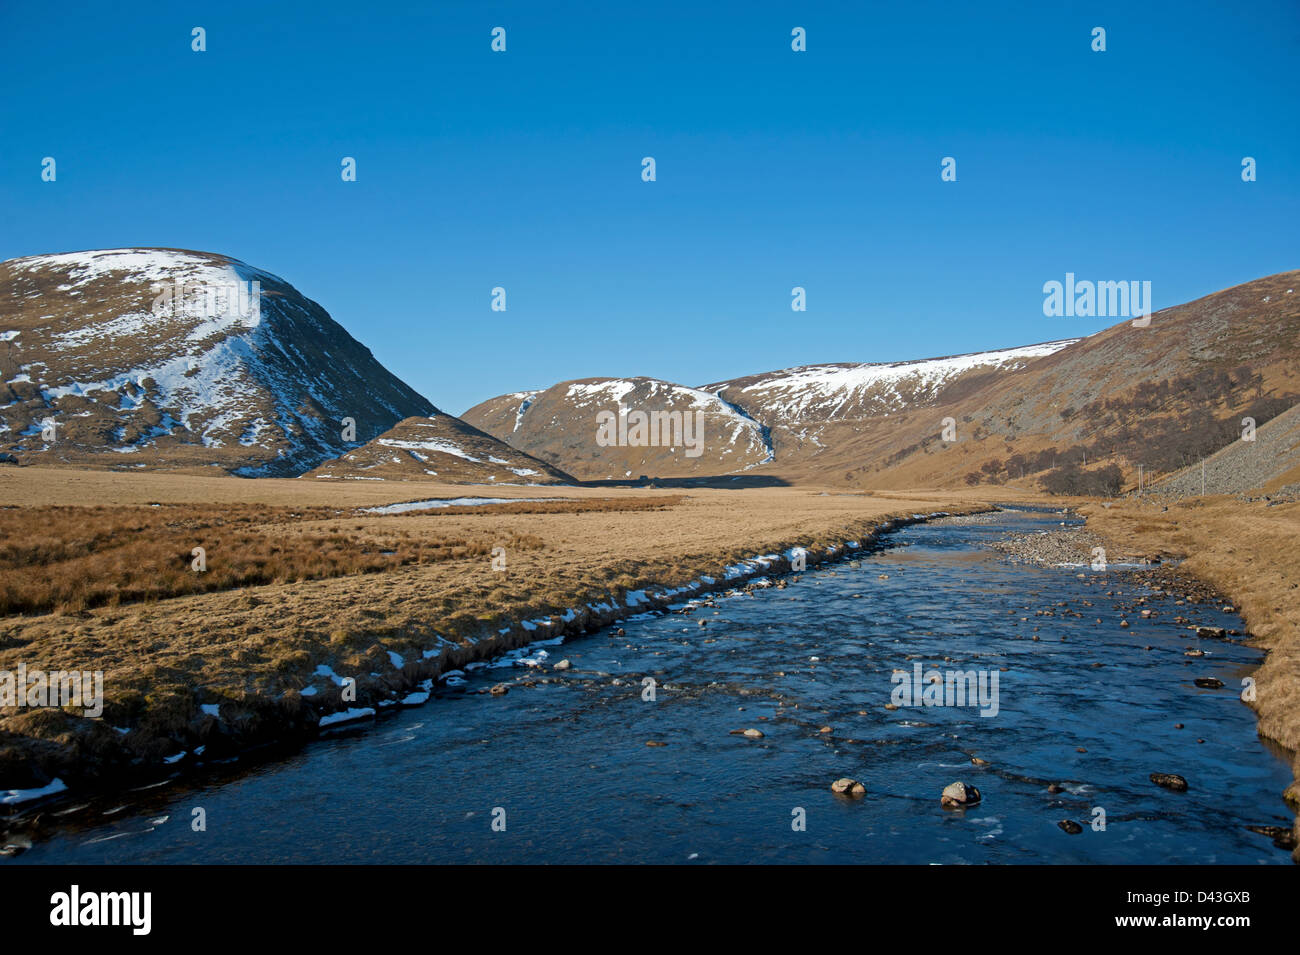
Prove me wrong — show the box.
[0,466,990,796]
[4,465,1296,863]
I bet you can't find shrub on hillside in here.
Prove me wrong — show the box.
[1041,463,1124,497]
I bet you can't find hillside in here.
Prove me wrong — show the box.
[304,414,575,484]
[855,270,1300,492]
[462,343,1078,481]
[701,341,1077,474]
[703,341,1076,427]
[462,272,1299,492]
[462,377,772,481]
[0,248,434,475]
[1149,398,1300,498]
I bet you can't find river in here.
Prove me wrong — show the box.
[8,508,1293,864]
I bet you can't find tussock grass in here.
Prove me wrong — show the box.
[0,475,991,794]
[0,503,545,617]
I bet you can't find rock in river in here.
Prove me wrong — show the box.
[1057,820,1083,835]
[941,781,982,808]
[1150,772,1189,792]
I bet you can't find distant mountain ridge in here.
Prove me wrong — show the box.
[462,340,1077,481]
[464,271,1300,492]
[462,376,774,481]
[6,251,1295,493]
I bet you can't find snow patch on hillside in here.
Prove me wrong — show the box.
[717,340,1077,420]
[377,436,482,462]
[554,378,771,466]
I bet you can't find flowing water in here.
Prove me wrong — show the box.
[8,509,1293,864]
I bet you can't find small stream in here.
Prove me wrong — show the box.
[8,508,1293,864]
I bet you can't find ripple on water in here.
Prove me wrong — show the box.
[7,510,1293,865]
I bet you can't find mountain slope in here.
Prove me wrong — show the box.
[462,343,1073,480]
[0,248,434,475]
[462,377,773,480]
[1150,398,1300,498]
[305,415,575,484]
[461,272,1299,490]
[702,341,1077,426]
[811,270,1300,490]
[700,340,1077,469]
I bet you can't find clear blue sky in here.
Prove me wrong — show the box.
[2,1,1297,414]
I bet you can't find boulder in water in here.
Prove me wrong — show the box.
[941,781,981,807]
[1150,772,1189,792]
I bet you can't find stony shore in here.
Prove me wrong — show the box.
[986,500,1300,862]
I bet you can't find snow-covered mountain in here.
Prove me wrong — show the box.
[0,248,435,475]
[461,344,1075,480]
[462,377,773,480]
[702,341,1078,426]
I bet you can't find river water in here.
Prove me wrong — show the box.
[8,509,1293,864]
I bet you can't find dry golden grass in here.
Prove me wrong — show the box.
[4,463,1295,858]
[0,496,678,617]
[0,467,994,789]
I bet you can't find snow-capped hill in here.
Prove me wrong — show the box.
[0,248,434,474]
[306,415,574,484]
[461,341,1082,480]
[703,340,1078,425]
[461,376,772,480]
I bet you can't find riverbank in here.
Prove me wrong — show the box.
[0,466,993,810]
[12,505,1290,866]
[990,496,1300,861]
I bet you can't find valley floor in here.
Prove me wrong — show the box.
[0,466,1295,861]
[0,467,987,795]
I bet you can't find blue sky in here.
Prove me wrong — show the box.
[2,0,1297,414]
